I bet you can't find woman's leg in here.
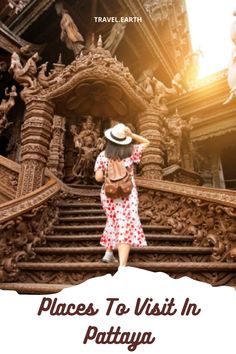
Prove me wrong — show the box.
[117,243,131,266]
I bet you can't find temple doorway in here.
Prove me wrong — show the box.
[63,115,110,184]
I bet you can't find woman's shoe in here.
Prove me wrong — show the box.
[102,251,118,263]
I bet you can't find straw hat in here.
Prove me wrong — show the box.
[104,123,132,145]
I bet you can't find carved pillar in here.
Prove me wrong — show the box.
[17,97,54,196]
[136,107,165,179]
[182,141,194,171]
[64,121,75,182]
[48,115,66,179]
[210,153,225,189]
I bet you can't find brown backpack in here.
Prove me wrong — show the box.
[104,159,133,199]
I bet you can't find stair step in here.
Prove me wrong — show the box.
[58,216,151,223]
[46,234,194,242]
[58,202,101,209]
[34,246,212,254]
[66,184,101,189]
[18,262,236,272]
[0,282,70,294]
[59,216,107,222]
[59,209,105,215]
[53,225,172,232]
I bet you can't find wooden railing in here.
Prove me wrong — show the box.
[136,177,236,263]
[0,178,61,282]
[0,156,20,203]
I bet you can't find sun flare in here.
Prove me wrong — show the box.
[186,0,236,79]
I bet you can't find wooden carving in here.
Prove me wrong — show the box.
[104,23,126,55]
[9,51,39,99]
[0,85,17,134]
[0,156,19,203]
[137,107,165,179]
[16,97,54,197]
[164,110,193,168]
[138,180,236,265]
[48,115,66,178]
[0,193,59,282]
[139,72,184,114]
[55,3,84,57]
[37,62,61,88]
[7,0,30,14]
[70,117,105,184]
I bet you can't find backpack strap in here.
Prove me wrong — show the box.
[106,158,133,177]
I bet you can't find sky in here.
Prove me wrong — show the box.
[185,0,236,78]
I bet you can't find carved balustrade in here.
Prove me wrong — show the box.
[0,155,19,203]
[0,179,60,282]
[137,177,236,263]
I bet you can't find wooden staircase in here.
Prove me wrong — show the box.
[1,184,236,294]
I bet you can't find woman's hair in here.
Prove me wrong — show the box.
[105,140,133,160]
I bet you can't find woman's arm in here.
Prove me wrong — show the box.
[124,127,150,148]
[95,169,104,182]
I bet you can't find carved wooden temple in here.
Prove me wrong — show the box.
[0,0,236,294]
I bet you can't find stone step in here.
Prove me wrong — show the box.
[18,262,236,272]
[0,282,70,294]
[34,246,212,255]
[46,234,194,242]
[52,224,172,232]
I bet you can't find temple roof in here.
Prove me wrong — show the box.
[0,0,193,85]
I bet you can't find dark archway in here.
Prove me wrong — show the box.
[0,135,9,157]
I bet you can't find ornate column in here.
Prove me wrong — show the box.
[136,106,165,179]
[48,115,66,179]
[17,97,54,196]
[210,152,225,189]
[64,120,75,183]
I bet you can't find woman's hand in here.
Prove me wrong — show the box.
[124,126,132,137]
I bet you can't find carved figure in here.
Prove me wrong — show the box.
[56,4,84,57]
[139,74,154,97]
[37,62,60,88]
[8,0,30,14]
[104,23,126,55]
[138,70,184,110]
[71,117,105,183]
[73,135,98,182]
[164,110,188,166]
[25,52,39,80]
[144,0,165,22]
[37,62,50,88]
[0,86,17,134]
[9,51,38,89]
[151,76,180,113]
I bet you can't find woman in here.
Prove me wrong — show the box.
[94,123,150,268]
